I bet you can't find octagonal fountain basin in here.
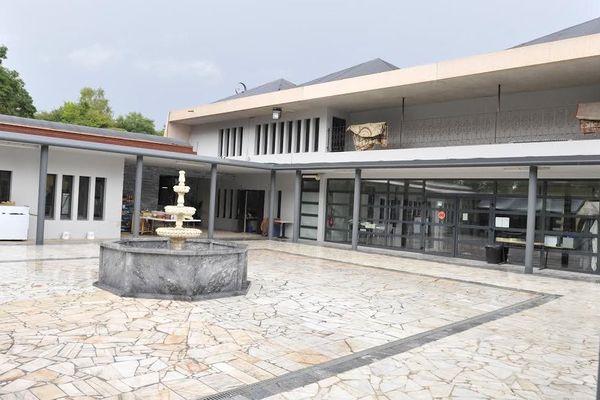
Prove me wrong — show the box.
[95,238,249,301]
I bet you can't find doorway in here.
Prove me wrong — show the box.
[237,190,265,233]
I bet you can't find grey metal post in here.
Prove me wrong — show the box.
[132,155,143,237]
[36,145,49,245]
[524,166,538,274]
[208,163,217,239]
[352,169,362,250]
[268,170,276,240]
[292,170,302,242]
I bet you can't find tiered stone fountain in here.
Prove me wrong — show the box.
[95,170,249,301]
[155,170,202,250]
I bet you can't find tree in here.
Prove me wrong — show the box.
[37,87,113,128]
[115,112,159,135]
[37,87,160,134]
[0,45,36,117]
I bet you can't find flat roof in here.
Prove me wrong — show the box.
[169,33,600,126]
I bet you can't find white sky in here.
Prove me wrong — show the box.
[1,0,599,128]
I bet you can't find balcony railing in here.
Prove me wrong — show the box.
[331,104,585,152]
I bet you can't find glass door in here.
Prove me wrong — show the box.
[456,197,492,260]
[424,197,456,255]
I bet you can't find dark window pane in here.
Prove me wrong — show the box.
[255,125,261,155]
[60,175,73,220]
[45,174,56,219]
[77,176,90,220]
[0,170,11,202]
[314,118,320,152]
[93,177,106,220]
[546,180,600,198]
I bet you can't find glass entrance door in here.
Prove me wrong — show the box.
[424,197,456,256]
[456,197,492,259]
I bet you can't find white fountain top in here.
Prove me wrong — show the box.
[156,170,202,248]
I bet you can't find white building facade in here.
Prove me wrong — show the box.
[164,20,600,274]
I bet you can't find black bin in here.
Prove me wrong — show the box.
[485,243,507,264]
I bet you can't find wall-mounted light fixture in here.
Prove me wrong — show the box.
[272,107,282,120]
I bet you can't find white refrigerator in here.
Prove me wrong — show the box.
[0,206,30,240]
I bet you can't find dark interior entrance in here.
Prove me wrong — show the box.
[237,190,265,233]
[330,117,346,152]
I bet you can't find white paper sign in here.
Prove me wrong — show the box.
[495,217,510,228]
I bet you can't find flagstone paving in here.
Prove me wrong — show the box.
[0,241,597,399]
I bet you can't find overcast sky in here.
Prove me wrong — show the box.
[1,0,599,128]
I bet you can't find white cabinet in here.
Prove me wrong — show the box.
[0,206,30,240]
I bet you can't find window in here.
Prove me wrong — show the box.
[224,128,230,157]
[238,127,243,156]
[215,189,221,218]
[278,122,285,154]
[270,123,276,154]
[314,118,320,152]
[287,121,293,153]
[263,124,269,154]
[304,119,310,152]
[231,128,237,156]
[229,189,234,218]
[0,170,11,202]
[222,189,228,218]
[295,120,302,153]
[45,174,56,219]
[93,177,106,220]
[60,175,74,220]
[78,176,90,220]
[218,129,224,157]
[255,125,261,155]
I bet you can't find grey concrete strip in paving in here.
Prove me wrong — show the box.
[200,293,560,400]
[0,256,99,263]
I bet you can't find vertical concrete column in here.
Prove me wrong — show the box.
[36,145,49,245]
[268,170,276,239]
[208,163,217,239]
[352,169,362,250]
[132,155,143,237]
[524,166,538,274]
[293,170,302,242]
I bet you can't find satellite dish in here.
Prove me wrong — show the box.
[235,82,247,94]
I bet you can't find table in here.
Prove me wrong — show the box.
[138,217,202,235]
[274,220,293,238]
[495,236,567,268]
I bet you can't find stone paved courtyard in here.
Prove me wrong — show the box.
[0,241,598,399]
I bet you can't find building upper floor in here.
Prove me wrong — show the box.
[166,18,600,163]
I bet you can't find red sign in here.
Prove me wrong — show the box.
[437,210,446,221]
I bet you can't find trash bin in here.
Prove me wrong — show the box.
[485,243,506,264]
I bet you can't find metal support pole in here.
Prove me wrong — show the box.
[292,170,302,242]
[352,169,361,250]
[132,155,143,237]
[268,170,276,240]
[208,163,217,239]
[524,166,538,274]
[36,145,49,245]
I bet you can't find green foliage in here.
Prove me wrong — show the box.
[37,87,159,134]
[115,112,159,135]
[0,45,36,117]
[36,87,114,128]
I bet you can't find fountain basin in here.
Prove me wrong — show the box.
[95,238,249,301]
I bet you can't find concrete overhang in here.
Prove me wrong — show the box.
[169,33,600,125]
